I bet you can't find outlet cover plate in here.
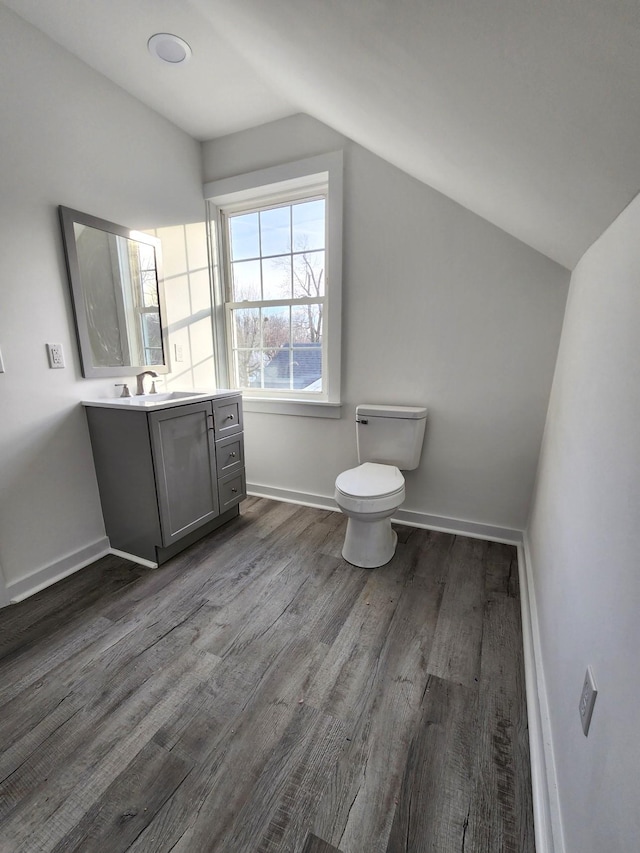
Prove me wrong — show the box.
[579,666,597,736]
[47,343,65,369]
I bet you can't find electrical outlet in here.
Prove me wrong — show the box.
[174,343,184,363]
[46,343,65,369]
[579,666,598,736]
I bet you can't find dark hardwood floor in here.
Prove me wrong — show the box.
[0,497,534,852]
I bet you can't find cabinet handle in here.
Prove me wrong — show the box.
[230,452,236,458]
[225,413,235,421]
[231,487,238,493]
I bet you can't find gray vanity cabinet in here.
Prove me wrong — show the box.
[84,393,245,565]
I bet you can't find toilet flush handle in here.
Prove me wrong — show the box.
[356,418,368,425]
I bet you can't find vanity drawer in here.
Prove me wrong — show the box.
[216,433,244,477]
[218,471,246,511]
[212,396,243,438]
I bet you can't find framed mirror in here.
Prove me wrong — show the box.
[59,206,169,379]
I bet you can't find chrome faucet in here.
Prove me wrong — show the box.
[136,370,158,395]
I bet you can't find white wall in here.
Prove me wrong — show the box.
[203,115,570,533]
[0,6,209,593]
[527,193,640,852]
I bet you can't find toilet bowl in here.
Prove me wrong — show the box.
[335,404,427,569]
[335,462,405,568]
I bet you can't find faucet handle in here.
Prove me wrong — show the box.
[115,383,131,398]
[150,380,157,394]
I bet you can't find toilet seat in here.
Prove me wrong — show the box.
[335,462,405,515]
[335,462,404,498]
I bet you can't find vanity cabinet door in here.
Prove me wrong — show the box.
[149,401,219,546]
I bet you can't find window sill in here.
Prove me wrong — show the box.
[242,397,342,418]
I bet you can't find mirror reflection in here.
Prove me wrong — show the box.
[59,207,168,378]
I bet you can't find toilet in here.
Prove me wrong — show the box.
[335,404,427,568]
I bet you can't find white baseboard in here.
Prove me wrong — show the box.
[109,548,158,570]
[5,537,110,604]
[518,540,565,853]
[246,483,523,545]
[0,562,9,607]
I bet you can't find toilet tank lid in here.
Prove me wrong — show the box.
[356,404,427,419]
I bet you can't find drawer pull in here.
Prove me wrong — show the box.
[231,487,238,493]
[230,452,236,458]
[225,414,235,421]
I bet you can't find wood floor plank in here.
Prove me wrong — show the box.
[49,741,192,853]
[246,499,311,540]
[302,832,344,853]
[285,551,368,648]
[216,705,347,853]
[426,534,487,687]
[303,565,406,723]
[0,615,114,708]
[465,594,535,853]
[485,539,519,599]
[385,674,478,853]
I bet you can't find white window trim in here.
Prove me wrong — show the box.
[204,152,343,418]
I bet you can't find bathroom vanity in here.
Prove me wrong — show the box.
[83,391,245,566]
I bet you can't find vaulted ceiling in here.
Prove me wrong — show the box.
[4,0,640,269]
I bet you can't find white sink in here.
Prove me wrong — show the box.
[122,391,209,406]
[82,389,238,411]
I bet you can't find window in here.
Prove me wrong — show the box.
[205,153,342,416]
[131,240,163,365]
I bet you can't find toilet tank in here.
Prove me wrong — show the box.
[356,404,427,470]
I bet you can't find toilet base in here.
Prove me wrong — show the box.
[341,516,398,569]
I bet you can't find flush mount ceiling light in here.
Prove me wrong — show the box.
[148,33,192,65]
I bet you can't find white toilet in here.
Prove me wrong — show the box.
[335,404,427,568]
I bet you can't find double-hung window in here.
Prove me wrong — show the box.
[205,153,342,416]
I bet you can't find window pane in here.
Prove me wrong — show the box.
[231,307,261,349]
[260,206,291,257]
[262,255,291,300]
[261,305,290,350]
[292,346,322,390]
[230,212,260,261]
[263,347,292,390]
[292,199,325,251]
[233,348,263,388]
[292,304,322,344]
[293,250,325,298]
[231,259,261,301]
[139,245,159,306]
[142,312,163,365]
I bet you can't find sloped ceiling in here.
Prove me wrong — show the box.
[4,0,640,269]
